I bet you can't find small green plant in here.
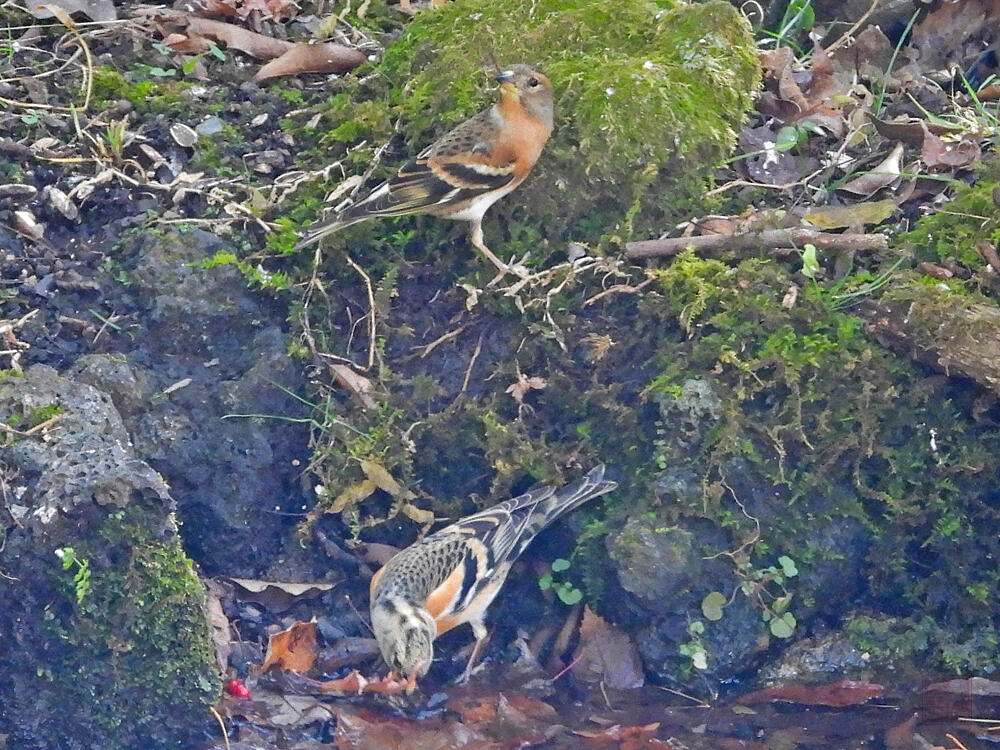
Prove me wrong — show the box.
[736,554,799,638]
[679,620,709,670]
[538,558,583,605]
[196,251,292,291]
[759,0,814,54]
[55,546,92,604]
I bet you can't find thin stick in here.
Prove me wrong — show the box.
[344,254,376,371]
[209,706,230,750]
[461,332,484,395]
[626,228,888,259]
[826,0,882,54]
[583,276,656,307]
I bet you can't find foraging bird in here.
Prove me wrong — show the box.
[294,65,555,280]
[369,465,616,682]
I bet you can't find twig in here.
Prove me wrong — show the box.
[583,275,656,307]
[410,324,468,359]
[626,228,889,259]
[209,706,230,750]
[461,332,484,395]
[344,254,376,371]
[826,0,882,54]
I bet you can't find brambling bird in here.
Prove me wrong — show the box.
[294,64,555,282]
[369,465,616,684]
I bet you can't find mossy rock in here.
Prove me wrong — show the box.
[311,0,758,255]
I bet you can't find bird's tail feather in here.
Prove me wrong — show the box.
[293,213,370,252]
[511,465,616,559]
[537,464,617,527]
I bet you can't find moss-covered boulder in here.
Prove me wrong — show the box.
[303,0,758,261]
[0,365,219,749]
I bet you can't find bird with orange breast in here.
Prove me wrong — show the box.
[367,465,616,684]
[294,65,555,283]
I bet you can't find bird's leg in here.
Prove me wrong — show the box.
[468,220,530,286]
[455,620,489,684]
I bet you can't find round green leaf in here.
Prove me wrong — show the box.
[701,591,727,621]
[551,558,571,572]
[778,555,798,577]
[769,612,796,639]
[557,586,583,605]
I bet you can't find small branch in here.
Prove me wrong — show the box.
[461,332,484,395]
[626,229,889,259]
[344,254,376,371]
[826,0,882,54]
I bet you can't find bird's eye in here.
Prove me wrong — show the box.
[528,77,540,87]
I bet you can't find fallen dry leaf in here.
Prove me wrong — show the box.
[838,142,904,197]
[334,709,501,750]
[204,578,232,672]
[190,0,299,21]
[571,606,644,689]
[260,620,318,673]
[253,42,367,83]
[224,691,335,729]
[803,198,898,229]
[506,371,547,404]
[361,459,415,499]
[146,10,292,59]
[737,679,884,707]
[920,125,981,171]
[224,577,336,612]
[576,722,660,740]
[330,363,376,409]
[32,0,115,22]
[310,669,417,695]
[329,478,377,513]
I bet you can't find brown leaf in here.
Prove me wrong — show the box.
[260,620,318,673]
[870,116,928,148]
[204,578,232,672]
[737,679,884,707]
[224,577,336,612]
[334,709,500,750]
[576,722,660,740]
[506,372,547,404]
[571,607,644,689]
[330,363,376,409]
[32,0,115,22]
[838,142,904,197]
[184,15,293,59]
[253,42,366,82]
[920,126,981,170]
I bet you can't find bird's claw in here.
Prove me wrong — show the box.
[485,253,532,288]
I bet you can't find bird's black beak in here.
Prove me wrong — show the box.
[495,70,514,83]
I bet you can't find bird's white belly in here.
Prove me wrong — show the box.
[445,182,520,222]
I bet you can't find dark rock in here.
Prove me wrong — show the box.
[758,631,872,684]
[607,518,697,603]
[0,365,219,749]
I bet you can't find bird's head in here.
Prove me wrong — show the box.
[496,64,554,128]
[371,595,435,679]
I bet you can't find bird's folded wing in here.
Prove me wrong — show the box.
[350,156,517,218]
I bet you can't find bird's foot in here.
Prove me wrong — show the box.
[485,253,532,288]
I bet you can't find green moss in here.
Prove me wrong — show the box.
[47,506,219,745]
[91,67,195,114]
[295,0,758,257]
[899,159,1000,268]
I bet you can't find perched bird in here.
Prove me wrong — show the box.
[294,64,555,280]
[369,465,616,683]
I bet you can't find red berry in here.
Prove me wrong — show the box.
[226,678,250,699]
